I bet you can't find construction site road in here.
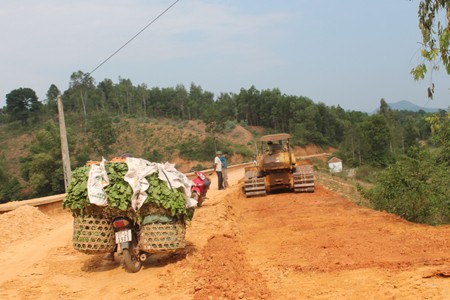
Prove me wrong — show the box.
[0,167,449,299]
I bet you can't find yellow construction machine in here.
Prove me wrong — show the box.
[243,133,315,197]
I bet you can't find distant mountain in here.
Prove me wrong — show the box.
[371,100,441,114]
[389,100,440,113]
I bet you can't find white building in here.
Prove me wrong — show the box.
[328,157,343,173]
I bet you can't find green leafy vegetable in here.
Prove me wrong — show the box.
[63,162,193,221]
[63,166,90,213]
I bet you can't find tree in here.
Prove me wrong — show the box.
[45,84,60,115]
[0,155,21,203]
[378,99,402,154]
[403,118,420,149]
[172,84,188,119]
[6,88,41,125]
[426,109,450,164]
[97,78,115,112]
[203,105,224,153]
[361,115,392,166]
[289,96,316,144]
[20,121,65,197]
[68,71,96,124]
[216,92,238,122]
[116,77,134,115]
[236,86,260,126]
[337,122,366,166]
[86,111,117,155]
[136,83,149,117]
[411,0,450,98]
[188,83,214,120]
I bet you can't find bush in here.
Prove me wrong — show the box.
[0,154,22,203]
[354,165,380,183]
[232,144,253,159]
[359,149,449,225]
[310,158,327,172]
[224,120,237,132]
[179,136,216,161]
[190,163,207,172]
[144,149,163,163]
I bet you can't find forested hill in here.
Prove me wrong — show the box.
[371,100,441,114]
[0,72,448,210]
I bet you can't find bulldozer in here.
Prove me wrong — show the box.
[243,133,315,197]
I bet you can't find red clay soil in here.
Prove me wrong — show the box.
[0,168,449,299]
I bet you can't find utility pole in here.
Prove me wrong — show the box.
[57,95,72,191]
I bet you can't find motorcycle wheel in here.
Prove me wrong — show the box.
[192,191,201,207]
[122,246,142,273]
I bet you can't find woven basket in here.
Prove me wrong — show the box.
[72,215,115,254]
[139,221,186,253]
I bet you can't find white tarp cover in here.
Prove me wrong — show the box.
[87,157,196,210]
[87,157,109,206]
[124,158,196,210]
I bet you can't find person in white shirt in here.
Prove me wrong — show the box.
[214,151,224,190]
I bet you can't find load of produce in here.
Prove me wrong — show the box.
[63,157,195,223]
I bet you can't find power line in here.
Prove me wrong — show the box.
[88,0,181,76]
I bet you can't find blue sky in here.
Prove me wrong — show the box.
[1,0,448,112]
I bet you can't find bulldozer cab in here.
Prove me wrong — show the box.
[266,140,284,153]
[258,133,296,171]
[259,133,291,150]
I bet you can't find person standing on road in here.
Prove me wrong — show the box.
[214,151,224,190]
[220,151,229,189]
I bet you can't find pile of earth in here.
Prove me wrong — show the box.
[0,205,54,244]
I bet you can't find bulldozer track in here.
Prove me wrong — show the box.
[293,171,315,192]
[243,177,266,197]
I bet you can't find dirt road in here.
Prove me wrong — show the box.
[1,168,449,299]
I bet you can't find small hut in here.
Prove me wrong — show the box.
[328,157,343,173]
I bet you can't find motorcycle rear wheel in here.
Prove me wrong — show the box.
[123,248,142,273]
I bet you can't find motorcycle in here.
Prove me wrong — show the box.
[112,214,187,273]
[112,216,143,273]
[191,170,210,207]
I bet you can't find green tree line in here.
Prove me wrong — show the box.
[1,72,448,225]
